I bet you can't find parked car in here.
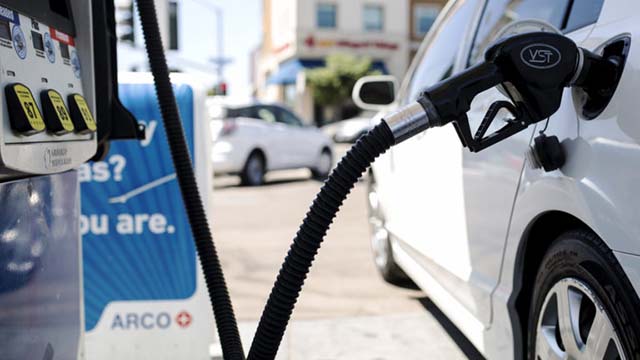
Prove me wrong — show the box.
[354,0,639,359]
[209,100,333,186]
[322,111,377,143]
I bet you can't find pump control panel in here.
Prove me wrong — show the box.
[0,1,96,177]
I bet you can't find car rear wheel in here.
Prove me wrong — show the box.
[528,230,640,360]
[311,149,332,180]
[241,152,265,186]
[367,174,412,286]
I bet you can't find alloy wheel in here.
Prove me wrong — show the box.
[316,151,332,177]
[535,277,624,360]
[246,155,264,185]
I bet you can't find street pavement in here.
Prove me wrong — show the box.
[211,167,482,359]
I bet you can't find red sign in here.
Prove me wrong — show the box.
[304,35,398,50]
[49,28,75,46]
[175,311,192,328]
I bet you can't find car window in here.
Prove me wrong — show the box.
[227,106,254,118]
[564,0,604,33]
[275,107,303,127]
[256,107,277,123]
[467,0,571,66]
[404,0,480,103]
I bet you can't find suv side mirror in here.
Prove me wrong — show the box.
[352,75,397,111]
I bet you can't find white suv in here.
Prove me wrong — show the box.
[359,0,640,358]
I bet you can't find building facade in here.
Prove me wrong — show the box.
[254,0,446,125]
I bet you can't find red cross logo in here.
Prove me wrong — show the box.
[175,311,192,328]
[305,35,315,48]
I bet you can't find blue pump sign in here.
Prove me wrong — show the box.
[81,73,217,360]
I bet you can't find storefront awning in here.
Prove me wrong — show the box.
[267,59,388,85]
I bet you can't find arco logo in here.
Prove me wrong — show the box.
[111,311,193,330]
[520,44,562,69]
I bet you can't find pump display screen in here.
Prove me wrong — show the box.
[0,0,75,35]
[31,31,44,51]
[59,42,69,59]
[0,20,10,41]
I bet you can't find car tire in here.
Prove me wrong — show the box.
[240,151,265,186]
[367,173,413,287]
[311,149,333,180]
[527,229,640,360]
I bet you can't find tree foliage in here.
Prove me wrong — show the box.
[306,54,380,107]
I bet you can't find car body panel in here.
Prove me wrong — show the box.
[461,19,598,329]
[487,8,640,360]
[370,0,640,358]
[373,0,494,347]
[571,13,640,256]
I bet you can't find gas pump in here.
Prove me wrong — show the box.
[0,1,626,359]
[0,1,140,359]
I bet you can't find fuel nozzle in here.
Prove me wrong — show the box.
[383,32,619,152]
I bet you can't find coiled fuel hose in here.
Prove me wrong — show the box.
[247,103,431,359]
[136,1,245,359]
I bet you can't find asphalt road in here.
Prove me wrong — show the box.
[211,168,482,359]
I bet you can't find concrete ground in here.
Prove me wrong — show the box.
[211,167,483,359]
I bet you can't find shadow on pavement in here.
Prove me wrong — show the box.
[416,297,486,360]
[214,175,311,190]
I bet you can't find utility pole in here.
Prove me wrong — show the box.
[189,0,232,93]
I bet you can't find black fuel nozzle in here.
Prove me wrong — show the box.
[402,32,618,152]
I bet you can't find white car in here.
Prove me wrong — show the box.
[210,101,333,185]
[356,0,640,359]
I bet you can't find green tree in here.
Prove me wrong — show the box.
[306,54,379,122]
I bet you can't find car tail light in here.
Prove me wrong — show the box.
[220,119,237,136]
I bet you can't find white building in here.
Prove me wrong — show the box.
[254,0,445,125]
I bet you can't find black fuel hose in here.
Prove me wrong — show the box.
[247,122,396,359]
[136,1,245,359]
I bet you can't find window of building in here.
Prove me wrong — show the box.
[413,4,440,38]
[168,1,179,50]
[363,5,384,32]
[467,0,571,65]
[317,3,337,29]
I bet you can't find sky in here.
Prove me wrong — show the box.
[176,0,262,99]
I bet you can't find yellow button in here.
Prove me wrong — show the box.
[5,83,45,135]
[40,89,74,135]
[68,93,97,134]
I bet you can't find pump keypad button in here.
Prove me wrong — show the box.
[40,89,74,135]
[67,94,96,134]
[5,83,45,135]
